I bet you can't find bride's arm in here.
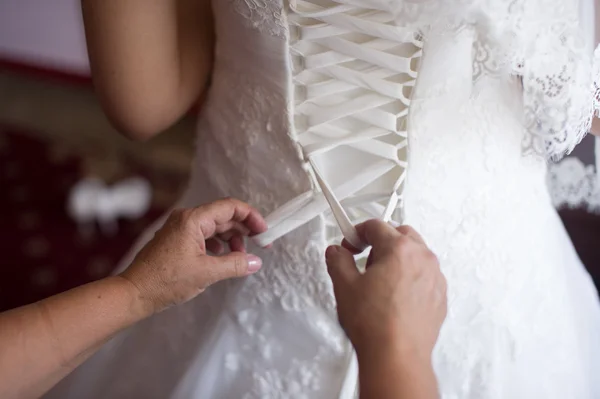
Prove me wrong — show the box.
[81,0,214,140]
[591,118,600,136]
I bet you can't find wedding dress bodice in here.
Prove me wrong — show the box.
[220,0,600,253]
[181,2,600,397]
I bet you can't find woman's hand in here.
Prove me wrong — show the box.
[326,220,446,399]
[0,198,267,399]
[328,222,446,357]
[121,198,267,314]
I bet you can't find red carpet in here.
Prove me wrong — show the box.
[0,127,169,312]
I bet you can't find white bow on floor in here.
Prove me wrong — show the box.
[67,177,152,236]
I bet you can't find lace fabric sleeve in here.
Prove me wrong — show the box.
[547,0,600,213]
[518,0,600,159]
[344,0,600,159]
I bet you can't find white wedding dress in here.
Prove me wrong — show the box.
[48,1,600,398]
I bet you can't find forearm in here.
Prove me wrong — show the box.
[0,276,149,399]
[357,345,439,399]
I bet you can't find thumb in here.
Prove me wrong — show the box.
[204,252,263,284]
[325,246,360,292]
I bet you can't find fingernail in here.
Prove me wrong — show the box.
[246,254,263,274]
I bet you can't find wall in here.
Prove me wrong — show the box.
[0,0,89,74]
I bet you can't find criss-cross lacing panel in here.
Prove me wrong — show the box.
[253,0,422,251]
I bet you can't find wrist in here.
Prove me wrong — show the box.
[350,321,433,364]
[356,334,431,366]
[113,274,156,320]
[354,330,435,382]
[356,337,438,399]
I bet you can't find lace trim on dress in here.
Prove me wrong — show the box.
[253,0,422,249]
[229,0,600,159]
[341,0,600,160]
[252,0,600,249]
[548,142,600,213]
[230,0,288,37]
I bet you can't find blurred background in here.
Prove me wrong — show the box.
[0,1,598,313]
[0,0,195,312]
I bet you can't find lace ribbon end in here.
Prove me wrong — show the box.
[250,234,273,249]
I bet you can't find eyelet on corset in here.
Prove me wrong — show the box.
[290,53,305,73]
[288,24,301,41]
[294,85,307,105]
[293,114,308,134]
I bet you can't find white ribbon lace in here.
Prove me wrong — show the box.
[252,0,422,249]
[252,0,600,249]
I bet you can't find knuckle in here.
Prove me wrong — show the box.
[365,218,385,229]
[169,208,185,221]
[425,249,440,266]
[390,235,413,255]
[233,255,246,277]
[396,225,416,236]
[220,197,238,207]
[363,218,387,234]
[167,208,188,229]
[177,209,196,232]
[361,219,377,228]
